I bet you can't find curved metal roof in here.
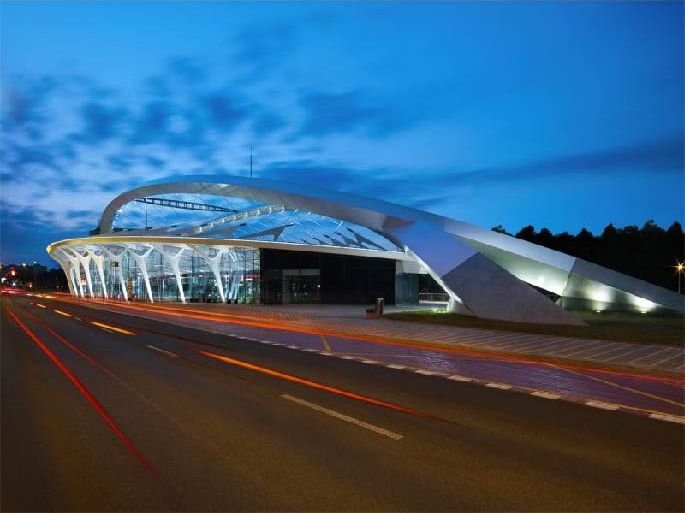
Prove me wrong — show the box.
[48,174,683,322]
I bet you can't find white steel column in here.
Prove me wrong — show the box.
[101,245,128,301]
[225,250,240,300]
[158,244,186,303]
[131,246,154,302]
[71,266,83,297]
[90,249,108,299]
[62,264,76,296]
[82,258,94,298]
[193,245,226,302]
[53,251,76,296]
[63,249,85,297]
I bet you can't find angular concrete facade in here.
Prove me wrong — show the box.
[47,175,683,325]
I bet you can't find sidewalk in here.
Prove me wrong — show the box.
[74,300,685,375]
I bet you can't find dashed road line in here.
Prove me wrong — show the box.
[147,345,178,358]
[281,394,403,440]
[447,374,472,382]
[90,321,135,336]
[531,391,561,400]
[586,401,620,411]
[649,413,685,424]
[485,383,512,390]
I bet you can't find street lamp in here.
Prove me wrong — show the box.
[676,262,684,294]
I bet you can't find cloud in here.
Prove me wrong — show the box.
[453,137,683,184]
[251,111,287,136]
[1,76,59,129]
[78,102,128,144]
[229,22,297,84]
[200,92,247,130]
[298,90,412,138]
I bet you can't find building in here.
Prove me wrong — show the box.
[47,176,683,325]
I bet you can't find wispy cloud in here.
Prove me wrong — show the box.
[453,137,683,184]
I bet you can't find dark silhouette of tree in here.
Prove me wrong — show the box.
[491,224,510,235]
[515,225,536,241]
[491,220,685,292]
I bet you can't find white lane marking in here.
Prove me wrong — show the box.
[485,383,512,390]
[650,352,685,366]
[287,345,299,349]
[340,355,356,360]
[73,316,82,321]
[602,347,658,364]
[545,340,602,357]
[649,413,685,424]
[361,359,379,364]
[147,345,178,358]
[281,394,403,440]
[36,303,47,309]
[586,401,620,411]
[447,374,472,382]
[627,347,676,365]
[415,369,437,375]
[531,391,561,400]
[387,364,407,370]
[320,352,334,356]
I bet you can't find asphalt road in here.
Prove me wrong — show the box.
[2,295,683,512]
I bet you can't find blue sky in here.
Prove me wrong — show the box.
[1,1,683,265]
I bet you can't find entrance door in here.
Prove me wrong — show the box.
[282,269,320,304]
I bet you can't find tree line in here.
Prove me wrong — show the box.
[492,220,685,292]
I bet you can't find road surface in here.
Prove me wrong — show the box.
[2,295,683,511]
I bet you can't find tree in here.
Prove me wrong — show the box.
[515,225,536,241]
[500,220,683,292]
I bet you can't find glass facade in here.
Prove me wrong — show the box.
[51,243,260,304]
[52,243,423,305]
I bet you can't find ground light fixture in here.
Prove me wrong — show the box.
[675,261,684,294]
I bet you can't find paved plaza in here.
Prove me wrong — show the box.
[75,300,685,375]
